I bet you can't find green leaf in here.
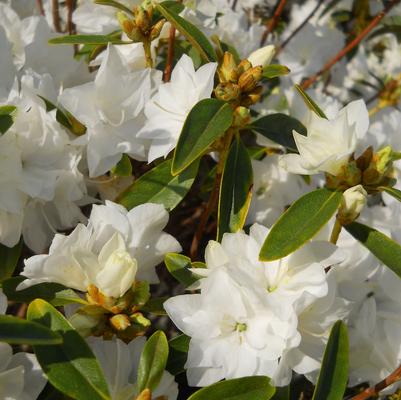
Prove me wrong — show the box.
[0,240,22,282]
[248,113,307,152]
[152,0,185,24]
[137,331,169,393]
[117,158,198,211]
[49,34,130,45]
[0,105,17,134]
[111,154,132,177]
[164,253,200,287]
[27,299,111,400]
[260,188,343,261]
[0,315,63,345]
[272,386,290,400]
[140,296,168,315]
[312,321,349,400]
[166,334,190,376]
[155,2,217,62]
[188,376,276,400]
[172,99,233,175]
[94,0,134,15]
[262,64,290,79]
[380,186,401,202]
[3,277,87,306]
[294,84,327,119]
[344,222,401,277]
[217,137,253,241]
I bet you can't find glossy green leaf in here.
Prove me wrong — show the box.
[164,253,200,287]
[155,3,217,62]
[262,64,290,79]
[94,0,134,14]
[140,296,168,315]
[137,331,169,393]
[380,186,401,202]
[260,188,343,261]
[117,158,198,211]
[272,386,290,400]
[249,113,306,152]
[0,105,17,134]
[111,154,132,177]
[152,1,185,24]
[294,84,327,119]
[172,99,233,175]
[188,376,276,400]
[218,137,253,241]
[27,299,110,400]
[0,315,62,345]
[344,222,401,277]
[312,321,349,400]
[49,34,129,45]
[166,334,190,376]
[0,240,22,282]
[3,277,87,306]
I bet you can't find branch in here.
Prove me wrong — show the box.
[65,0,75,35]
[260,0,287,46]
[301,0,401,90]
[350,364,401,400]
[36,0,45,16]
[163,24,176,82]
[52,0,62,32]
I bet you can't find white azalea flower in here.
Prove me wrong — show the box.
[0,288,7,314]
[19,201,181,294]
[280,100,369,176]
[247,45,275,67]
[88,336,178,400]
[0,27,16,100]
[60,44,155,177]
[138,54,217,162]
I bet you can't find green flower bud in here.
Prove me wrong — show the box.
[214,82,241,102]
[238,66,263,93]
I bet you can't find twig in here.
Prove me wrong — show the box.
[65,0,75,35]
[350,364,401,400]
[260,0,287,46]
[277,0,325,54]
[330,217,342,244]
[52,0,62,32]
[301,0,401,90]
[36,0,45,16]
[163,24,176,82]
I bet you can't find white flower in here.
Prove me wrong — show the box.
[247,45,275,67]
[0,288,7,315]
[60,44,154,177]
[88,336,178,400]
[338,185,367,224]
[19,201,181,294]
[138,54,217,162]
[280,100,369,176]
[0,27,16,100]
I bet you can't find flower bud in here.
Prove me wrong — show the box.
[130,312,151,328]
[237,59,252,75]
[219,52,238,83]
[232,106,251,128]
[241,86,263,106]
[238,66,263,93]
[110,314,131,331]
[135,6,151,33]
[149,19,166,41]
[337,185,367,225]
[363,146,394,186]
[214,82,241,102]
[247,45,275,67]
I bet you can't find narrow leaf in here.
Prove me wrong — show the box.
[218,137,253,241]
[164,253,199,287]
[155,3,217,62]
[380,186,401,202]
[262,64,290,79]
[188,376,276,400]
[249,113,306,152]
[27,299,110,400]
[117,158,198,211]
[344,222,401,277]
[137,331,169,393]
[49,34,130,45]
[111,154,132,177]
[94,0,134,15]
[0,240,22,282]
[0,105,17,134]
[294,84,327,119]
[312,321,349,400]
[172,99,233,175]
[0,315,63,345]
[260,188,343,261]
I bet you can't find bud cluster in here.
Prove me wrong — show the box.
[117,0,165,43]
[70,281,152,341]
[326,145,397,193]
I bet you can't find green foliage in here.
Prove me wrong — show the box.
[94,0,134,15]
[344,222,401,277]
[117,158,199,211]
[217,136,253,241]
[49,34,130,45]
[137,330,169,393]
[155,2,217,62]
[0,240,22,282]
[27,299,111,400]
[294,85,328,119]
[380,186,401,202]
[164,253,202,287]
[260,188,343,261]
[188,376,276,400]
[111,154,132,177]
[172,99,233,175]
[312,321,349,400]
[249,113,307,152]
[262,64,290,79]
[0,105,17,134]
[166,334,190,375]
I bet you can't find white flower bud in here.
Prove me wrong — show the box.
[338,185,367,224]
[247,45,275,67]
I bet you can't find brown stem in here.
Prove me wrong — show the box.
[36,0,45,16]
[301,0,401,90]
[65,0,75,35]
[277,0,324,54]
[260,0,287,46]
[52,0,62,32]
[163,24,176,82]
[350,364,401,400]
